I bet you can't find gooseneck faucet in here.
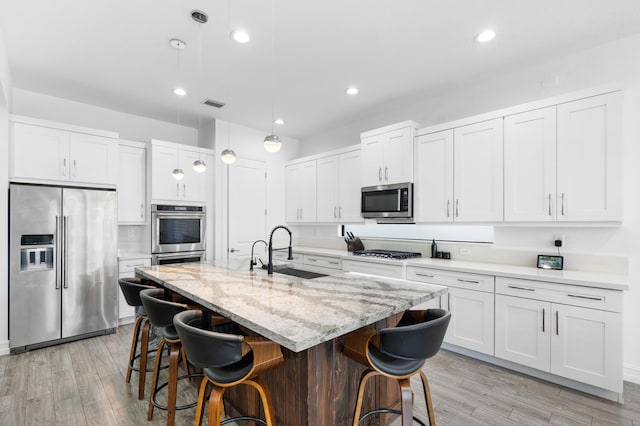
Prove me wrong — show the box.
[249,239,268,271]
[267,225,293,275]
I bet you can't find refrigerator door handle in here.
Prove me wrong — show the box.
[55,215,61,290]
[63,216,68,289]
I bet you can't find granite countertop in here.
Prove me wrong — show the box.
[135,261,447,353]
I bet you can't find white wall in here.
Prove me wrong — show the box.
[0,25,13,354]
[214,120,299,260]
[11,89,198,145]
[299,33,640,382]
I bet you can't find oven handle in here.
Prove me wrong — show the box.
[152,212,206,219]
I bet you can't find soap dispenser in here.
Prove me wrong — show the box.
[431,239,437,258]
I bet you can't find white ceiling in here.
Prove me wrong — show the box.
[1,0,639,140]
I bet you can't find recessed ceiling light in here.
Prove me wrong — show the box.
[345,87,359,95]
[474,30,496,43]
[173,87,187,96]
[230,29,250,43]
[274,118,284,125]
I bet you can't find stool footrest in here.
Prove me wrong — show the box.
[151,372,204,411]
[358,408,428,426]
[221,415,267,425]
[128,346,170,373]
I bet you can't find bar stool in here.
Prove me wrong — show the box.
[140,288,199,426]
[174,309,285,426]
[118,277,158,400]
[343,309,451,426]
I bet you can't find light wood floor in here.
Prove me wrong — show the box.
[0,324,639,425]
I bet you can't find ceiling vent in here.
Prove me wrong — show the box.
[202,98,226,109]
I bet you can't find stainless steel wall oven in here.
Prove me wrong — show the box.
[151,204,206,264]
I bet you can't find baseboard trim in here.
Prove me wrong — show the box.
[0,340,11,356]
[624,364,640,384]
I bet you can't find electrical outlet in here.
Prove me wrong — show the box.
[553,234,564,247]
[459,248,471,256]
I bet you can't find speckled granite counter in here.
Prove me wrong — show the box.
[135,261,446,353]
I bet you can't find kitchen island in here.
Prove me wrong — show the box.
[136,261,447,425]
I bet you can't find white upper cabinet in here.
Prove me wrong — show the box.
[10,117,118,187]
[117,140,146,224]
[556,92,623,221]
[285,160,317,223]
[453,118,504,222]
[316,149,363,223]
[504,106,557,222]
[150,139,207,203]
[414,129,454,222]
[361,121,418,187]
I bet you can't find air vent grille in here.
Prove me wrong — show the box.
[202,98,226,109]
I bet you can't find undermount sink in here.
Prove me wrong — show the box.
[272,266,328,279]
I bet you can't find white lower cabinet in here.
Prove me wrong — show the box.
[342,259,404,279]
[406,266,495,355]
[495,277,622,392]
[118,257,151,324]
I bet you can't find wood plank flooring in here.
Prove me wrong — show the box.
[0,324,639,425]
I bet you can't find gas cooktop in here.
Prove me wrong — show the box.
[352,249,422,260]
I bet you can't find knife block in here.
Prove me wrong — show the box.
[346,237,365,252]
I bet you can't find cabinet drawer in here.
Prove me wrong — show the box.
[496,277,622,312]
[272,251,303,264]
[303,254,342,270]
[118,258,151,276]
[406,266,494,293]
[342,259,404,279]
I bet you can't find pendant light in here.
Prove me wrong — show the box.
[221,148,237,164]
[220,0,238,165]
[171,38,187,180]
[192,10,207,173]
[263,0,282,153]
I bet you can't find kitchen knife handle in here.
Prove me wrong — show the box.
[63,216,68,289]
[55,216,61,290]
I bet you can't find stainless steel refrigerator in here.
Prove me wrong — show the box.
[9,183,118,353]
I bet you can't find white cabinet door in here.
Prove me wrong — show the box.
[299,161,317,222]
[69,133,117,185]
[338,150,363,222]
[495,295,551,371]
[361,134,384,187]
[414,129,454,222]
[453,118,504,222]
[118,143,146,224]
[504,107,557,222]
[557,92,623,221]
[551,304,622,391]
[382,127,413,185]
[285,164,301,222]
[151,143,180,201]
[316,155,340,222]
[178,147,206,202]
[445,286,494,355]
[11,122,69,181]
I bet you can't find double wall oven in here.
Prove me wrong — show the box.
[151,204,206,265]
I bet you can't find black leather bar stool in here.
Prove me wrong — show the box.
[140,288,199,426]
[118,277,159,400]
[343,309,451,426]
[174,309,285,426]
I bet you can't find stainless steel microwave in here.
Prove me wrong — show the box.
[361,182,413,219]
[151,204,206,254]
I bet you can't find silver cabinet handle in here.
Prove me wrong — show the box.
[55,216,61,290]
[447,295,451,311]
[308,258,318,262]
[385,167,388,181]
[334,206,337,219]
[556,310,559,335]
[378,167,382,182]
[456,199,459,218]
[567,294,604,302]
[457,278,479,284]
[176,183,179,198]
[140,203,144,219]
[328,261,340,265]
[415,273,434,278]
[338,206,342,219]
[73,159,77,177]
[63,158,67,176]
[447,200,450,218]
[542,308,545,332]
[508,285,535,292]
[548,193,552,216]
[183,183,186,199]
[561,193,565,216]
[63,216,68,289]
[300,208,303,220]
[438,297,442,309]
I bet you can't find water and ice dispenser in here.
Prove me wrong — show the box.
[20,234,54,271]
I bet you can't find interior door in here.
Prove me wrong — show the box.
[228,158,267,262]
